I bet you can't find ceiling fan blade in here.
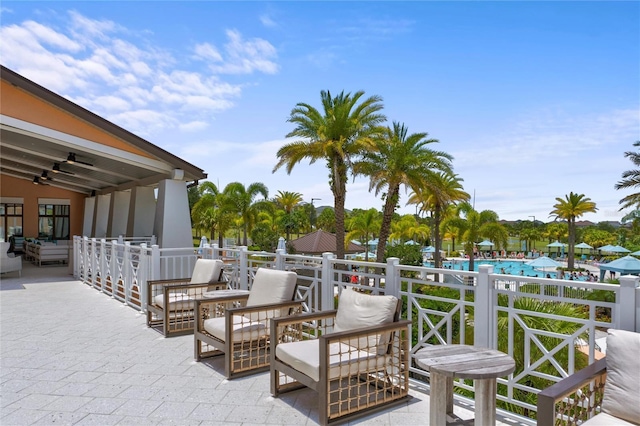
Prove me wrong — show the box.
[62,152,94,167]
[52,163,75,175]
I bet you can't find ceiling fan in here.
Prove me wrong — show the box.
[33,175,50,185]
[52,163,75,175]
[62,152,93,167]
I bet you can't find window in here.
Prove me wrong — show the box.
[38,204,70,241]
[0,203,23,242]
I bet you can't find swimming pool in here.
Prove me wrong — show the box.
[423,259,581,280]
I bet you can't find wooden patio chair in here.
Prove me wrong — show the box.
[537,328,640,425]
[146,259,226,337]
[194,268,302,379]
[270,287,411,425]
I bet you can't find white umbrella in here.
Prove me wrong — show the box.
[277,237,286,251]
[526,256,561,272]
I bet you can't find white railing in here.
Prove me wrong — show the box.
[73,237,639,422]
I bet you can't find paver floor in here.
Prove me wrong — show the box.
[1,263,524,425]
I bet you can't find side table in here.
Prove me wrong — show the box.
[414,344,515,426]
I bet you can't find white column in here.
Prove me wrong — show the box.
[126,186,156,238]
[152,178,191,248]
[82,197,96,237]
[106,191,130,238]
[91,194,111,238]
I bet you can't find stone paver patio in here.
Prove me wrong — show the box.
[1,263,524,425]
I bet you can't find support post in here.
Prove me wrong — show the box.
[618,275,639,332]
[239,246,249,290]
[475,265,493,348]
[385,257,400,297]
[321,252,335,311]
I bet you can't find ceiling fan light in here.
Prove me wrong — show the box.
[66,153,76,164]
[41,170,49,180]
[52,163,61,173]
[33,176,39,184]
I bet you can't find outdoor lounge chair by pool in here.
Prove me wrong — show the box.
[269,287,411,425]
[194,268,301,379]
[0,241,22,277]
[146,258,227,337]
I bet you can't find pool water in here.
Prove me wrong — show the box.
[424,259,583,280]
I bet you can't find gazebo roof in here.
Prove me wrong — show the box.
[290,230,363,255]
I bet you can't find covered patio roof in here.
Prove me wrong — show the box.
[1,65,207,195]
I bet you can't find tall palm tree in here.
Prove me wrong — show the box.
[448,202,500,272]
[616,140,640,210]
[224,182,269,246]
[274,190,303,241]
[550,192,597,270]
[346,208,381,262]
[273,90,386,259]
[354,122,453,263]
[191,181,220,242]
[408,172,469,268]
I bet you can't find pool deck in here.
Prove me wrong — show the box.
[1,262,530,425]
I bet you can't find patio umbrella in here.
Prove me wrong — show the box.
[526,256,561,272]
[422,246,436,253]
[609,245,631,254]
[546,241,566,256]
[575,242,593,256]
[597,244,616,253]
[631,250,640,256]
[477,240,494,248]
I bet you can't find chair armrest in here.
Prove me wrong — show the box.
[148,280,227,306]
[537,358,607,425]
[226,300,304,318]
[271,310,338,346]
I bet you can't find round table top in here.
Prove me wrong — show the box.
[414,344,515,379]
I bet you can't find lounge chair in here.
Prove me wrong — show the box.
[194,268,301,379]
[146,259,226,337]
[270,287,411,425]
[0,242,22,277]
[537,328,640,425]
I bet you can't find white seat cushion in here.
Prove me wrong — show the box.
[334,288,398,355]
[275,339,388,382]
[601,328,640,423]
[154,293,194,311]
[203,316,268,342]
[582,412,637,425]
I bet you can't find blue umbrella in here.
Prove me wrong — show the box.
[526,256,561,271]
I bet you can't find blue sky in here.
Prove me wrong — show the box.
[1,1,638,223]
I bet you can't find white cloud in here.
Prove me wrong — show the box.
[0,10,279,137]
[260,14,277,28]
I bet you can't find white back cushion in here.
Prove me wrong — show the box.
[246,268,297,306]
[189,259,224,284]
[334,288,398,355]
[601,328,640,423]
[334,288,397,332]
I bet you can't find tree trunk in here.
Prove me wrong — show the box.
[333,158,347,260]
[567,217,575,270]
[376,186,399,263]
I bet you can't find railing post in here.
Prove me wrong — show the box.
[618,275,639,332]
[138,243,148,312]
[385,257,400,297]
[82,236,89,283]
[212,243,220,260]
[150,244,161,281]
[276,249,285,270]
[90,238,98,286]
[321,252,335,311]
[475,265,493,348]
[73,236,79,278]
[122,242,131,302]
[99,239,107,291]
[110,240,117,295]
[239,246,249,290]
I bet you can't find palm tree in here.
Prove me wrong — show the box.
[274,190,303,241]
[346,208,381,261]
[191,181,220,241]
[550,192,597,270]
[389,214,430,245]
[449,202,500,272]
[274,90,386,259]
[354,122,453,263]
[616,140,640,210]
[224,182,269,246]
[408,172,469,268]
